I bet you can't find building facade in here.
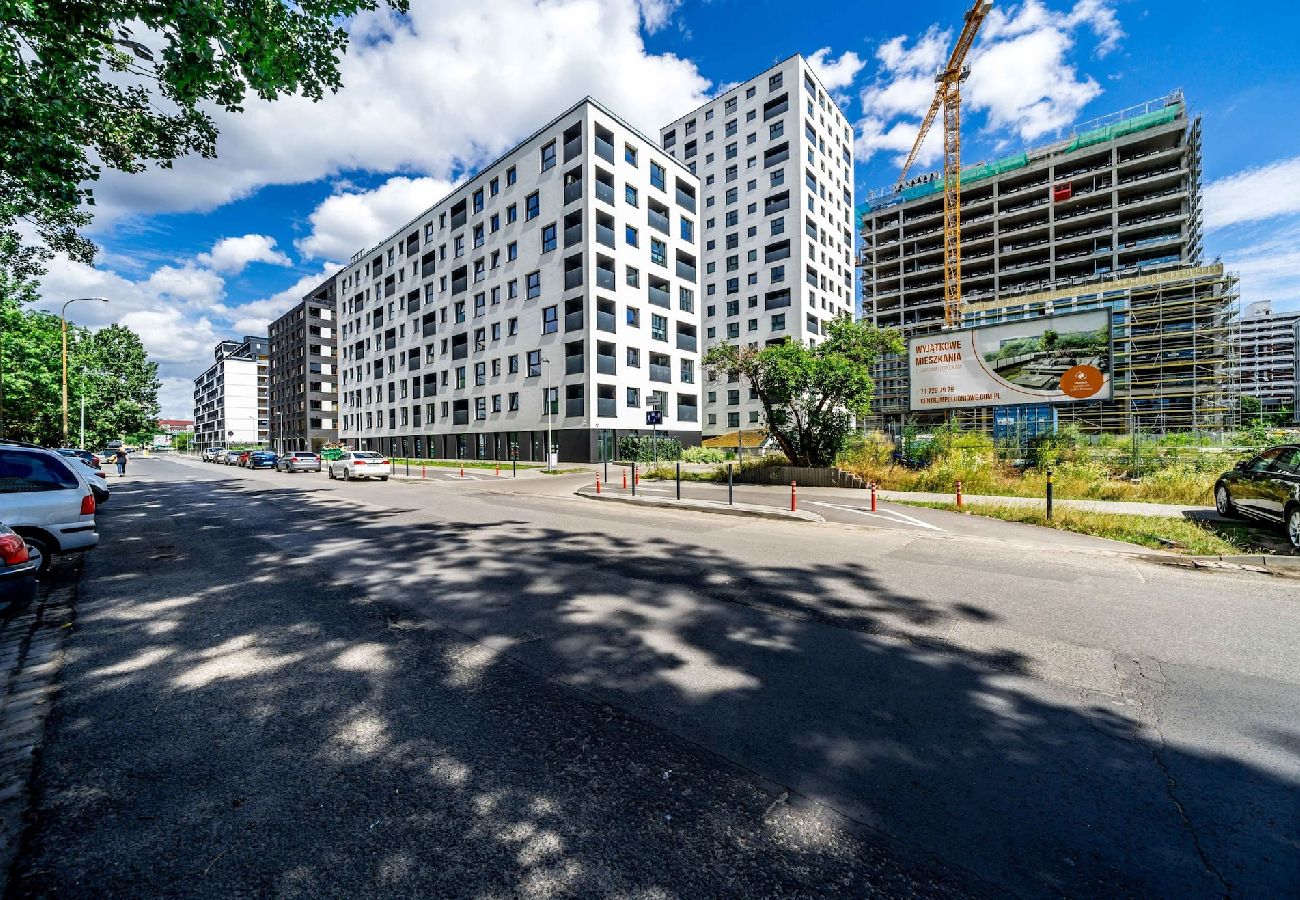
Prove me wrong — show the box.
[336,97,702,463]
[192,336,269,450]
[858,91,1220,432]
[1236,300,1299,416]
[268,279,339,452]
[659,54,856,436]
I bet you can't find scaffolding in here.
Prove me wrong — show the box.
[952,264,1240,435]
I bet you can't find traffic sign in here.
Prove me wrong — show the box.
[645,410,663,426]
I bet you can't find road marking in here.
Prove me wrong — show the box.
[808,501,944,531]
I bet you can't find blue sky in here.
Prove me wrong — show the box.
[33,0,1300,417]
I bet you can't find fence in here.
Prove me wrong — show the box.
[734,465,866,489]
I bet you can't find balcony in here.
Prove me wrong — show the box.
[597,354,616,375]
[648,285,670,308]
[597,398,617,418]
[596,223,615,248]
[565,309,584,332]
[595,135,614,164]
[596,267,616,291]
[648,208,669,235]
[564,179,583,205]
[675,186,696,213]
[650,364,672,384]
[678,405,698,423]
[596,310,616,334]
[565,268,584,290]
[676,260,696,282]
[676,333,697,352]
[566,354,584,375]
[595,180,615,206]
[564,223,583,247]
[566,397,585,418]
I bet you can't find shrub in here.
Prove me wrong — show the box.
[681,445,726,463]
[617,434,683,462]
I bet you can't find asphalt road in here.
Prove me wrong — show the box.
[12,456,1300,897]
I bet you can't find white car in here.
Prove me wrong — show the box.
[327,451,391,481]
[0,444,99,577]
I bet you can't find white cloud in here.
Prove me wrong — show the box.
[296,177,454,262]
[195,234,292,273]
[87,0,710,226]
[635,0,681,33]
[807,47,866,92]
[1220,221,1300,314]
[1203,156,1300,231]
[854,0,1121,168]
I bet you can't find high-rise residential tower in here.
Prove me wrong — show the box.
[268,277,339,452]
[659,55,856,436]
[1236,300,1300,416]
[192,336,269,450]
[335,97,702,463]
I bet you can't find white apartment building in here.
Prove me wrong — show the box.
[1237,300,1299,415]
[336,97,703,463]
[659,54,856,436]
[192,336,269,450]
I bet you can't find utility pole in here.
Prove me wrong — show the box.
[60,296,109,444]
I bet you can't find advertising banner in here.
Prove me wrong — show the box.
[909,310,1112,411]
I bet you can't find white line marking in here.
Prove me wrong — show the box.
[808,501,944,531]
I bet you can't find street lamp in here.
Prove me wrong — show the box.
[61,297,109,444]
[541,355,555,471]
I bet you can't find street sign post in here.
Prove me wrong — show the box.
[645,409,663,464]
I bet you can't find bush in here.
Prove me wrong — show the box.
[681,445,726,463]
[617,434,683,462]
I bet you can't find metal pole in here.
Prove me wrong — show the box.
[61,315,69,444]
[80,392,85,448]
[632,462,637,496]
[727,463,733,505]
[1046,468,1054,520]
[676,462,681,500]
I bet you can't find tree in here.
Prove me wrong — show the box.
[172,432,193,452]
[704,318,904,467]
[75,324,161,449]
[0,297,65,443]
[1,0,408,293]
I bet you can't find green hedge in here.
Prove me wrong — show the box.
[617,434,683,462]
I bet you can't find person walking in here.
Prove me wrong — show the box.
[114,447,127,477]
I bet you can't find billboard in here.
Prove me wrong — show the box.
[909,310,1112,411]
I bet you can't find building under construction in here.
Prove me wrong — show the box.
[858,91,1238,434]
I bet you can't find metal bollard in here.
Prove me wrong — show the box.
[632,463,637,496]
[870,481,878,512]
[676,462,681,501]
[1046,468,1054,520]
[596,476,601,495]
[791,481,797,512]
[727,463,734,505]
[405,458,410,477]
[956,479,963,509]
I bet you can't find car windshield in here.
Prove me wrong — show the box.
[292,453,315,458]
[0,449,79,493]
[352,452,382,459]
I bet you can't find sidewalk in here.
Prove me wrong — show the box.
[876,489,1214,519]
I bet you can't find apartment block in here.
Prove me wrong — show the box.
[660,54,856,436]
[336,97,702,463]
[192,336,269,450]
[268,278,339,452]
[1236,300,1300,415]
[859,92,1211,430]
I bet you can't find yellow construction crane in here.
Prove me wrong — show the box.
[895,0,993,329]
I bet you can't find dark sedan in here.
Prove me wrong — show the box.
[246,451,278,470]
[1215,444,1300,549]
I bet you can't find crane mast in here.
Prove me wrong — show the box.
[895,0,993,329]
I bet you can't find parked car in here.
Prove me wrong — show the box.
[203,447,226,462]
[54,449,110,506]
[1215,444,1300,549]
[224,450,242,466]
[0,444,98,577]
[246,451,277,470]
[0,523,38,607]
[276,451,322,473]
[327,451,391,481]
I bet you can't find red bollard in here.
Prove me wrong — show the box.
[596,476,601,495]
[622,469,627,490]
[634,470,640,486]
[791,481,797,512]
[956,479,963,509]
[421,465,426,480]
[870,481,878,512]
[495,463,500,477]
[460,463,465,478]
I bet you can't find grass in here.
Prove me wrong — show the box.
[390,458,541,470]
[899,500,1256,556]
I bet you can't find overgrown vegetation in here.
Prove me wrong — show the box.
[901,501,1253,556]
[390,458,541,470]
[617,434,683,462]
[837,423,1294,507]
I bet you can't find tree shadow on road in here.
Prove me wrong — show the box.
[11,470,1298,897]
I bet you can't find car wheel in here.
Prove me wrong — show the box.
[380,476,389,482]
[327,466,335,480]
[1288,506,1300,551]
[1214,483,1238,518]
[22,535,51,580]
[343,467,351,481]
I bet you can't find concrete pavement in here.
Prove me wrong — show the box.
[13,456,1300,896]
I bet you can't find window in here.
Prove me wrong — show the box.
[508,316,519,336]
[625,143,638,165]
[492,394,502,413]
[475,397,487,420]
[507,241,518,261]
[473,223,484,247]
[651,314,668,341]
[650,238,667,266]
[769,72,783,90]
[542,223,557,253]
[627,387,640,407]
[680,287,694,312]
[509,392,520,411]
[490,176,500,196]
[506,204,518,224]
[527,350,542,377]
[490,213,500,233]
[475,362,486,385]
[472,189,484,213]
[508,354,520,374]
[625,184,638,206]
[506,166,517,186]
[680,217,694,242]
[626,225,639,247]
[526,271,541,299]
[771,313,786,330]
[525,192,540,220]
[650,161,666,190]
[542,305,558,333]
[626,266,640,287]
[626,347,640,367]
[541,140,557,171]
[626,307,640,328]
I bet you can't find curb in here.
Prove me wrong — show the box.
[1134,552,1300,578]
[576,489,825,523]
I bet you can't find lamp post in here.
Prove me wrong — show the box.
[542,355,555,471]
[61,296,109,444]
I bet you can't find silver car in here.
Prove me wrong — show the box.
[277,451,322,473]
[327,451,391,481]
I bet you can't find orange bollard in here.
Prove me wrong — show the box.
[622,469,627,490]
[495,463,500,477]
[634,470,640,486]
[791,481,797,511]
[422,465,426,480]
[460,463,465,478]
[956,479,963,509]
[596,476,601,495]
[870,481,878,511]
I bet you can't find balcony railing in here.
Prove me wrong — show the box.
[565,397,585,418]
[649,364,671,383]
[676,334,697,352]
[596,311,616,334]
[676,261,697,282]
[677,406,698,423]
[597,355,616,375]
[675,188,696,213]
[596,268,616,290]
[563,180,583,205]
[564,268,584,290]
[564,223,583,247]
[596,224,615,248]
[648,285,670,308]
[597,398,617,418]
[648,209,669,234]
[453,410,469,426]
[565,310,584,332]
[565,355,584,375]
[595,181,615,206]
[563,136,582,162]
[595,137,614,164]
